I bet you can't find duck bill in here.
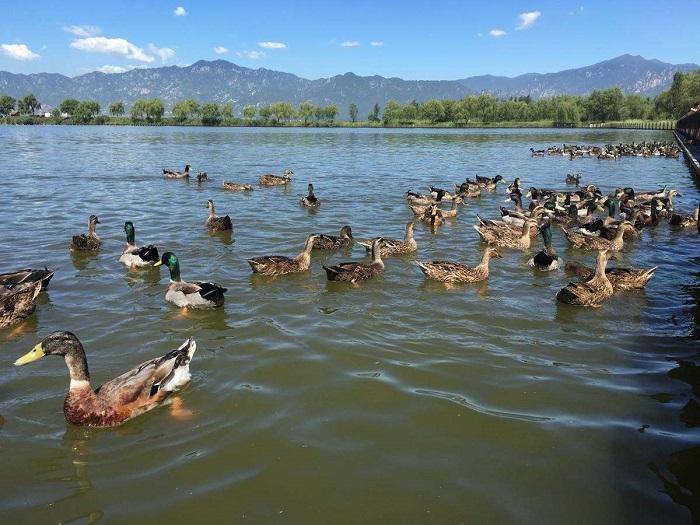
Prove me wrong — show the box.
[14,343,45,366]
[153,261,163,267]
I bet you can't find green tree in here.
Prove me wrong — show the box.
[0,95,16,116]
[349,103,358,122]
[298,101,315,125]
[270,101,295,123]
[59,98,80,116]
[243,105,256,119]
[421,99,445,123]
[323,104,338,123]
[585,88,624,122]
[382,100,402,124]
[259,105,272,122]
[109,101,125,117]
[199,103,222,125]
[19,93,40,115]
[220,103,234,120]
[131,99,148,121]
[368,103,381,122]
[146,99,164,122]
[72,100,100,124]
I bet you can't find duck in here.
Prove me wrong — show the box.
[476,174,504,191]
[564,261,657,291]
[247,235,317,276]
[0,280,42,329]
[196,172,208,183]
[223,181,253,192]
[527,220,562,271]
[565,173,581,185]
[455,179,481,198]
[313,226,353,250]
[259,169,293,186]
[163,165,191,179]
[530,148,545,157]
[13,331,196,427]
[555,250,615,307]
[507,177,521,193]
[300,183,320,208]
[357,221,417,256]
[205,200,233,232]
[669,203,699,228]
[118,221,160,268]
[422,205,445,228]
[406,189,445,207]
[0,267,55,290]
[409,197,463,218]
[323,238,385,283]
[563,221,637,251]
[155,252,227,308]
[429,186,457,201]
[474,218,536,250]
[416,248,502,284]
[70,215,101,251]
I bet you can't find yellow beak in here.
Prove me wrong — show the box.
[153,261,162,267]
[14,343,45,366]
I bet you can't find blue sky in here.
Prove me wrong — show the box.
[1,0,698,79]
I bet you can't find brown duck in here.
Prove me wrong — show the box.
[416,248,502,284]
[247,235,317,276]
[324,238,385,283]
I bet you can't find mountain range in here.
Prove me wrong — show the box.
[0,54,696,118]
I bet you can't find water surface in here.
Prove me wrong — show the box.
[1,126,698,523]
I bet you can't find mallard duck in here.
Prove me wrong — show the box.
[223,181,253,192]
[0,267,55,290]
[0,280,42,329]
[163,165,190,179]
[247,235,317,276]
[474,218,536,250]
[563,221,636,251]
[300,183,320,208]
[455,179,482,198]
[357,221,417,256]
[155,252,227,308]
[14,331,196,427]
[527,221,562,271]
[555,250,615,307]
[196,172,208,183]
[323,238,385,283]
[564,261,656,291]
[409,197,463,218]
[423,205,445,228]
[507,177,521,193]
[206,200,233,232]
[669,204,699,228]
[259,169,293,186]
[313,226,353,250]
[429,186,457,201]
[70,215,101,251]
[118,222,160,268]
[476,174,504,191]
[416,247,502,284]
[530,148,545,157]
[565,173,581,185]
[406,190,445,206]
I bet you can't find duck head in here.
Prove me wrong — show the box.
[124,221,135,245]
[340,225,353,239]
[155,251,181,281]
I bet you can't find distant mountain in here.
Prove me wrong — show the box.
[0,54,696,118]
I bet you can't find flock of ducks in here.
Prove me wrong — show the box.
[530,141,681,160]
[3,148,697,427]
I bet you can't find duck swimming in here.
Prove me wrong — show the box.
[223,181,254,192]
[163,165,190,179]
[247,235,318,276]
[0,280,42,329]
[416,247,502,284]
[155,252,227,308]
[564,260,656,291]
[323,238,385,283]
[556,250,615,307]
[313,226,353,250]
[119,221,160,268]
[357,221,417,257]
[0,267,55,290]
[527,220,562,271]
[14,331,197,427]
[300,183,320,208]
[70,215,101,251]
[474,218,537,250]
[206,200,233,232]
[259,169,293,186]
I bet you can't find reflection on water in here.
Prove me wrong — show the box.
[0,126,698,523]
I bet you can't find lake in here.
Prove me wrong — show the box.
[0,125,698,523]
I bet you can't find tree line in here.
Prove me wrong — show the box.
[1,69,698,126]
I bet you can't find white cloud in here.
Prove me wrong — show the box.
[258,41,286,49]
[174,6,187,16]
[63,25,101,38]
[516,11,541,30]
[70,37,154,62]
[214,46,228,54]
[237,50,265,60]
[96,65,130,74]
[148,43,175,62]
[370,41,384,47]
[340,41,360,48]
[1,43,40,60]
[489,29,506,37]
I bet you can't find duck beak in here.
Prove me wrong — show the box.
[15,343,45,366]
[153,260,163,267]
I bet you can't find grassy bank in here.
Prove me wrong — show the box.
[0,115,676,130]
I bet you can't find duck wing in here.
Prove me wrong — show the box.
[134,245,160,263]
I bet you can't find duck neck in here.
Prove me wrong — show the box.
[64,342,91,390]
[295,239,314,268]
[169,261,182,282]
[88,221,97,236]
[371,243,384,267]
[478,250,492,269]
[591,253,611,287]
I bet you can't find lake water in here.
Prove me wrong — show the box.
[1,126,698,523]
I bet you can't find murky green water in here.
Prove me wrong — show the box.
[1,126,698,523]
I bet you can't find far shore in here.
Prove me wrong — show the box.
[0,115,677,131]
